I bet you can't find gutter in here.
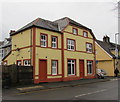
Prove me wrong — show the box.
[10,25,62,36]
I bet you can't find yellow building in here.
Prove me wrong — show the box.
[2,17,96,83]
[95,35,120,76]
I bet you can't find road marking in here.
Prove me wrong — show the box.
[75,89,107,98]
[110,78,118,81]
[13,87,62,96]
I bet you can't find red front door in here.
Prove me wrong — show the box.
[39,60,47,81]
[79,60,84,78]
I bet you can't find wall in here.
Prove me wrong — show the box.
[96,60,114,76]
[95,42,115,76]
[34,28,62,80]
[3,29,32,65]
[95,43,112,60]
[12,29,31,50]
[63,25,95,78]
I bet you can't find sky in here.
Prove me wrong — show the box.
[0,0,119,43]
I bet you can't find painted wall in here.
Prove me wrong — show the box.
[3,24,95,82]
[96,60,114,76]
[34,28,62,80]
[12,29,31,50]
[95,42,112,60]
[3,48,31,65]
[95,42,115,76]
[63,25,95,78]
[3,29,32,65]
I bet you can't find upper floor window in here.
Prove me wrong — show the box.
[52,36,58,48]
[68,59,75,75]
[73,28,78,35]
[41,34,47,47]
[86,43,92,53]
[87,61,93,74]
[83,31,88,37]
[67,39,75,51]
[52,60,58,75]
[23,60,31,66]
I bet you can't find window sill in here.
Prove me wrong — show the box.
[68,75,76,77]
[86,52,93,54]
[48,74,62,76]
[41,46,47,48]
[67,49,75,51]
[87,73,93,76]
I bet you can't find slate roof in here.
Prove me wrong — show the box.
[54,17,90,30]
[0,41,4,46]
[11,18,60,36]
[0,38,12,49]
[10,17,95,39]
[2,42,11,48]
[54,17,95,39]
[96,40,120,59]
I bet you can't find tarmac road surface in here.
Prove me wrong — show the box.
[2,78,119,101]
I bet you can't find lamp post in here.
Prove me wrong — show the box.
[115,33,119,70]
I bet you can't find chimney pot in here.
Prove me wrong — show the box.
[10,30,15,35]
[103,35,110,43]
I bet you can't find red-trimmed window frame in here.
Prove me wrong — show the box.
[23,59,31,66]
[51,60,58,75]
[16,60,22,66]
[87,60,93,75]
[40,33,48,48]
[67,38,76,51]
[51,35,58,49]
[86,42,93,53]
[83,31,88,38]
[67,58,76,76]
[3,60,7,65]
[72,27,78,35]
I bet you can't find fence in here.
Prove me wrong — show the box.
[2,64,33,87]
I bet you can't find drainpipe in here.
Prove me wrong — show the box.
[30,28,32,65]
[61,33,64,81]
[94,39,96,78]
[115,33,119,70]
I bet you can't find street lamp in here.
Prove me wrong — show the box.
[115,33,119,57]
[115,33,119,70]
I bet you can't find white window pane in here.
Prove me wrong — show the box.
[68,60,75,75]
[52,61,57,75]
[52,37,57,48]
[67,40,75,50]
[73,29,77,34]
[87,61,92,74]
[41,35,47,47]
[24,60,31,66]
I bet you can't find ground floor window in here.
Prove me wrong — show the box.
[23,59,31,66]
[17,60,22,66]
[68,59,75,75]
[87,61,93,74]
[52,60,58,75]
[3,61,7,65]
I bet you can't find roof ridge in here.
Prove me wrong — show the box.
[96,39,120,46]
[33,18,40,25]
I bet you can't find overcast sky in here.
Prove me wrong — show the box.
[0,0,119,43]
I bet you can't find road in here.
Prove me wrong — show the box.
[2,79,119,101]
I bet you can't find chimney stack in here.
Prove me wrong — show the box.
[103,35,110,43]
[10,30,15,35]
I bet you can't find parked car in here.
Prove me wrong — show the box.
[96,69,107,79]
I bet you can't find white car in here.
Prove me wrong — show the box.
[96,69,107,79]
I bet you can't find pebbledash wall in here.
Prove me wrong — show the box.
[3,23,96,84]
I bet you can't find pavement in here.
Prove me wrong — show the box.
[2,77,117,95]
